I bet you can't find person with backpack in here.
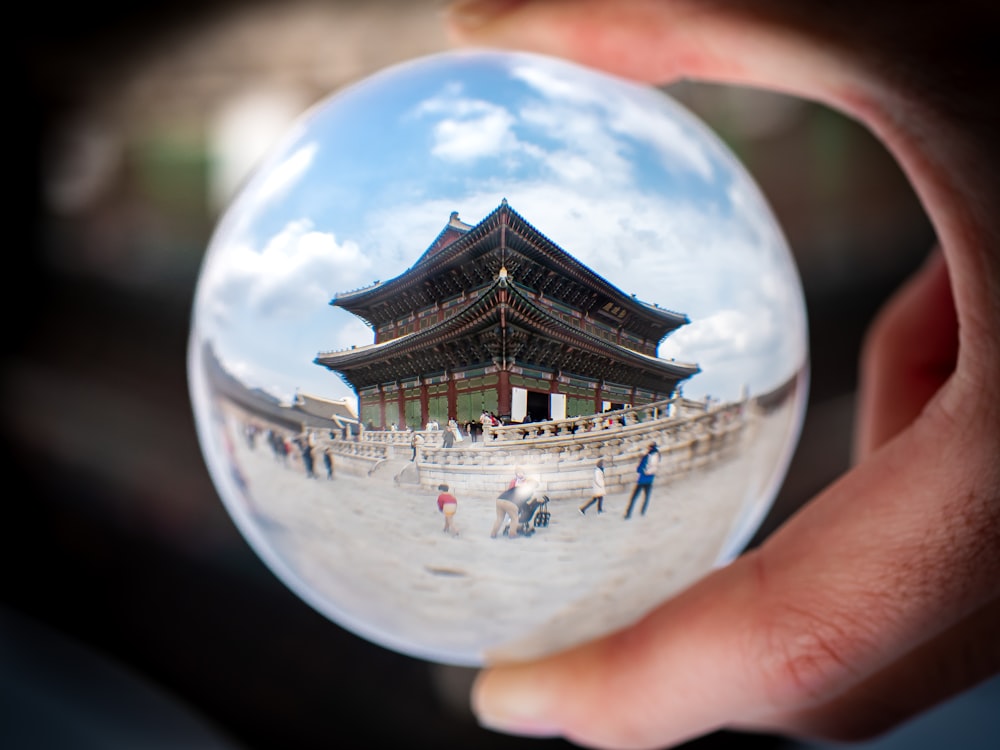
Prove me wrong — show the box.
[623,443,660,519]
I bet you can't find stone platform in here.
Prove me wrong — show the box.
[318,397,750,500]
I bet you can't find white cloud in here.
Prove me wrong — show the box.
[200,218,370,326]
[211,141,319,247]
[509,62,603,107]
[662,309,770,361]
[431,107,517,161]
[411,88,523,163]
[517,103,633,188]
[610,96,715,180]
[511,60,715,180]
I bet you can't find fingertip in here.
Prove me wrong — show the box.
[471,666,563,738]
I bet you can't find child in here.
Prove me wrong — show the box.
[436,484,459,536]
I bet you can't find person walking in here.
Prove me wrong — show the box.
[624,443,660,519]
[323,448,334,479]
[579,458,606,515]
[297,433,317,479]
[436,484,459,536]
[409,430,423,462]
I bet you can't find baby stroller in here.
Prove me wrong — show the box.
[530,495,551,529]
[500,483,551,537]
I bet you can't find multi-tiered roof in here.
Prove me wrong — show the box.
[315,199,698,394]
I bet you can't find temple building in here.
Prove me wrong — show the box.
[315,200,699,430]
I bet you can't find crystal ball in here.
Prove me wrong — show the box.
[188,49,809,666]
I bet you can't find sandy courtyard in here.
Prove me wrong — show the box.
[216,398,801,666]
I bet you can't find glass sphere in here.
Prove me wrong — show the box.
[188,49,809,666]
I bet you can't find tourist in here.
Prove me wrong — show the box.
[244,421,259,449]
[323,448,334,480]
[479,409,493,440]
[436,484,460,536]
[491,473,537,539]
[490,476,541,539]
[442,426,455,448]
[578,458,606,515]
[409,430,423,461]
[448,417,464,443]
[448,2,1000,748]
[490,494,520,539]
[623,442,659,519]
[296,433,317,479]
[266,429,283,462]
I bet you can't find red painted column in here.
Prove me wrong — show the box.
[420,379,429,427]
[498,370,511,418]
[447,374,457,421]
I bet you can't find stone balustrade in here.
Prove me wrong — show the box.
[312,396,748,497]
[418,399,748,499]
[356,430,446,447]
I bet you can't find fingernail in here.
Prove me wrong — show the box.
[472,670,562,737]
[447,0,527,29]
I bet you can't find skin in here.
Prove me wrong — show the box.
[443,1,1000,748]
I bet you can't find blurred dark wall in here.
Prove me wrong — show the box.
[4,2,935,749]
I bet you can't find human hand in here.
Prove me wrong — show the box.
[444,1,1000,748]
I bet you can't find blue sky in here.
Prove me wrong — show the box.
[193,48,808,407]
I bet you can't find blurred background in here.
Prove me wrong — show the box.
[4,1,995,748]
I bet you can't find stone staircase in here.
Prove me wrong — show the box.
[367,457,421,485]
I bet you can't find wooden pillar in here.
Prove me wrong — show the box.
[420,378,429,427]
[378,386,386,429]
[595,380,604,414]
[447,373,457,421]
[396,385,405,429]
[498,369,511,418]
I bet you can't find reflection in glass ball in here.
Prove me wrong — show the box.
[188,49,809,666]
